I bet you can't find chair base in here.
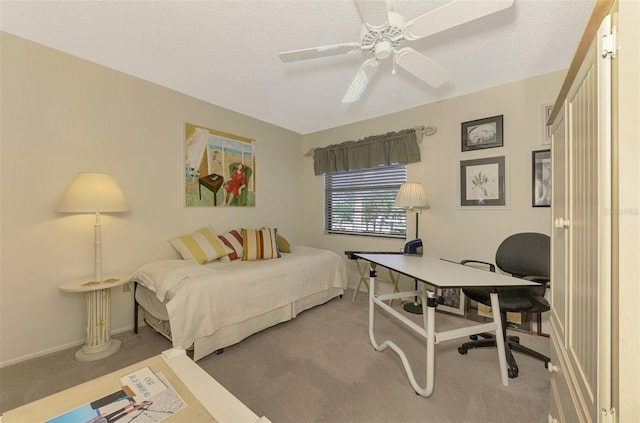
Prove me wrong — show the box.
[458,331,550,378]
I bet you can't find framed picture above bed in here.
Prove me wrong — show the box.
[184,123,256,207]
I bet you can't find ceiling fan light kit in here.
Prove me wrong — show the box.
[279,0,514,103]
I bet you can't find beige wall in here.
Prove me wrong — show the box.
[0,33,304,365]
[301,71,562,291]
[1,31,563,366]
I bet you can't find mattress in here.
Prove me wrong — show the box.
[133,245,347,361]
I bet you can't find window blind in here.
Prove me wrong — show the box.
[325,164,407,238]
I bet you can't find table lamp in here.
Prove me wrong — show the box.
[395,182,430,240]
[57,172,130,282]
[394,182,430,314]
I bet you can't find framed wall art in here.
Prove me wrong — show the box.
[532,149,551,207]
[459,155,507,208]
[541,103,553,145]
[436,288,466,316]
[461,115,503,152]
[467,299,532,334]
[184,123,256,207]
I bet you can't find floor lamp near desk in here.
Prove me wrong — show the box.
[395,182,430,315]
[57,172,130,361]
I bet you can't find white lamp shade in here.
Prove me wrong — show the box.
[394,183,430,210]
[57,173,130,213]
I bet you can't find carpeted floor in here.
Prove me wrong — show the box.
[1,289,550,422]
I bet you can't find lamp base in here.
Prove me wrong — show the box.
[403,302,423,315]
[75,339,121,362]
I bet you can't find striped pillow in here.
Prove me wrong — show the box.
[169,225,228,264]
[242,228,280,261]
[218,229,244,261]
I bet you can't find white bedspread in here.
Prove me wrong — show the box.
[132,245,347,350]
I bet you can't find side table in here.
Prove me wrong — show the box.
[59,275,130,362]
[198,173,224,205]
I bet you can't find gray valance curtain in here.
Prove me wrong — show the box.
[313,128,421,175]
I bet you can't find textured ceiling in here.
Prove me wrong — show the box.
[0,0,594,134]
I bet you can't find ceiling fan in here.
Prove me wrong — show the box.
[279,0,514,103]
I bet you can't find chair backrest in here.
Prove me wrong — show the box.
[495,232,550,280]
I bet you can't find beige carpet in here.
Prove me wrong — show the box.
[1,289,550,422]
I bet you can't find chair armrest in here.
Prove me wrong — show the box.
[460,259,496,272]
[523,275,550,285]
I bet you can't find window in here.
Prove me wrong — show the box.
[325,164,407,238]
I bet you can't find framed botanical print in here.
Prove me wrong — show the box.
[459,155,507,208]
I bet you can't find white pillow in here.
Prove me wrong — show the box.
[168,225,229,264]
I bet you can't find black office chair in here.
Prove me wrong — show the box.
[458,232,550,378]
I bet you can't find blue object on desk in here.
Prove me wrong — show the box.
[403,239,423,256]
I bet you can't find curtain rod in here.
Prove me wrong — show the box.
[304,125,437,158]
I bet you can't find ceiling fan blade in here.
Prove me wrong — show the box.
[394,47,449,88]
[354,0,390,30]
[279,42,361,63]
[403,0,514,40]
[342,58,379,103]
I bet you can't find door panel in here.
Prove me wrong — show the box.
[550,13,613,422]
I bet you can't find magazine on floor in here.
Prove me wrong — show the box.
[45,367,186,423]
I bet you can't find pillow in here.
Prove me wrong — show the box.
[214,245,234,262]
[277,234,292,253]
[242,228,280,260]
[168,225,229,264]
[218,229,244,261]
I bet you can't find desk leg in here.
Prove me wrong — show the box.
[424,289,436,396]
[489,292,509,386]
[368,267,435,397]
[76,288,121,362]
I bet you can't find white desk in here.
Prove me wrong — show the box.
[355,253,538,397]
[1,348,270,423]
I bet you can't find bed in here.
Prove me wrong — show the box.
[132,244,348,361]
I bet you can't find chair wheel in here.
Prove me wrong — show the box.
[470,335,478,340]
[458,347,468,355]
[508,368,518,378]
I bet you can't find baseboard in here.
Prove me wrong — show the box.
[0,324,141,368]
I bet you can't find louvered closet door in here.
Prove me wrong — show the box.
[568,43,600,422]
[550,99,582,423]
[549,13,613,423]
